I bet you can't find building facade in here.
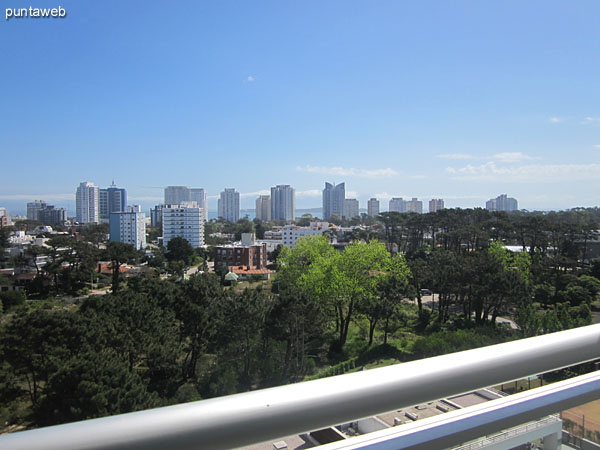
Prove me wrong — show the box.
[218,188,240,222]
[214,242,268,270]
[162,202,205,248]
[164,186,190,205]
[76,182,100,224]
[486,194,518,212]
[109,205,146,250]
[343,199,360,219]
[389,197,406,213]
[271,185,295,222]
[255,195,271,221]
[429,198,445,213]
[406,197,423,214]
[322,182,345,220]
[99,182,127,221]
[367,198,380,217]
[39,206,67,226]
[150,204,164,227]
[190,188,208,221]
[27,200,47,221]
[282,222,330,248]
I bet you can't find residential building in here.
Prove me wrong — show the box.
[429,198,445,213]
[406,197,423,214]
[214,241,268,270]
[255,195,271,221]
[322,182,345,220]
[38,205,67,226]
[150,204,164,227]
[389,197,406,213]
[343,199,360,219]
[162,202,205,248]
[27,200,47,221]
[109,205,146,250]
[99,182,127,221]
[367,198,380,217]
[218,188,240,222]
[486,194,518,212]
[282,222,330,248]
[0,208,11,227]
[164,186,190,205]
[76,182,100,224]
[190,188,208,221]
[271,185,295,222]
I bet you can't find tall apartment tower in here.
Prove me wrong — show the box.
[109,205,147,250]
[218,188,240,222]
[27,200,47,221]
[255,195,271,221]
[389,197,406,213]
[99,182,127,221]
[76,182,100,224]
[429,199,445,213]
[164,186,190,205]
[322,182,345,220]
[271,185,295,222]
[343,199,360,219]
[367,198,380,217]
[190,188,208,221]
[406,198,423,214]
[486,194,518,212]
[162,202,205,248]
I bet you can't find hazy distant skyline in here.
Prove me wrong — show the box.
[1,1,599,214]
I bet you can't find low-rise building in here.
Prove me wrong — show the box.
[214,242,268,270]
[282,222,331,248]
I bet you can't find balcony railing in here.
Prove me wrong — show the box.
[1,324,600,450]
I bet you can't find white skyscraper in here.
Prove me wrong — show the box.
[76,182,100,224]
[255,195,271,221]
[271,185,295,222]
[429,198,445,213]
[109,205,147,250]
[164,186,190,205]
[190,188,208,221]
[343,198,359,219]
[322,182,345,220]
[162,202,205,248]
[389,197,406,213]
[406,198,423,214]
[218,188,240,222]
[367,198,380,217]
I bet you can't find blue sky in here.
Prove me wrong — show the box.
[1,1,599,215]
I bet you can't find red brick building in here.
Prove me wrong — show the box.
[214,242,267,270]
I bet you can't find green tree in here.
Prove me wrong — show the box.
[166,236,195,265]
[104,242,139,293]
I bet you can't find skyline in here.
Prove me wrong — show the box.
[1,1,600,214]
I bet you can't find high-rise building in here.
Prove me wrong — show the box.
[218,188,240,222]
[39,205,67,226]
[27,200,47,221]
[255,195,271,222]
[0,208,12,227]
[150,204,164,227]
[367,198,380,217]
[164,186,190,205]
[190,188,208,221]
[429,199,445,213]
[109,205,146,250]
[486,194,518,212]
[322,182,345,220]
[406,198,423,214]
[271,185,295,222]
[343,199,360,219]
[76,182,100,224]
[162,202,205,248]
[389,197,406,213]
[99,182,127,221]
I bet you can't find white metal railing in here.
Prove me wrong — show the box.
[1,324,600,450]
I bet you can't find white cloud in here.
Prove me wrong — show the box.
[296,165,398,178]
[446,161,600,182]
[240,189,269,198]
[490,152,535,162]
[583,116,600,123]
[594,144,600,150]
[436,153,474,160]
[296,189,322,198]
[549,117,563,123]
[247,76,255,82]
